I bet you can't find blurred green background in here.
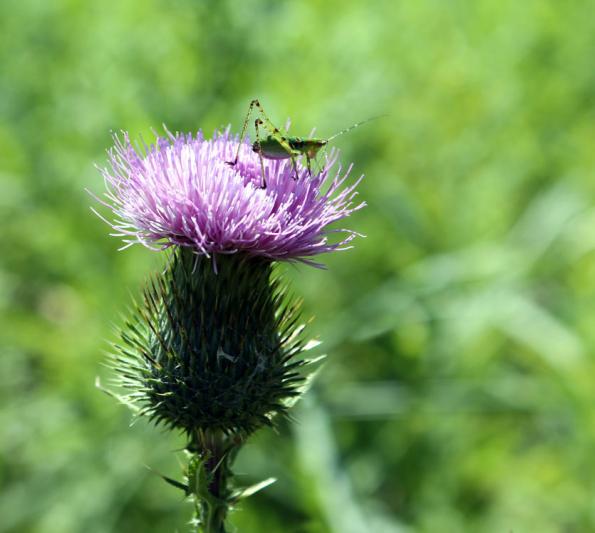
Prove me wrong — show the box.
[2,0,595,531]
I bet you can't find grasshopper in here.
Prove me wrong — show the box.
[226,99,378,188]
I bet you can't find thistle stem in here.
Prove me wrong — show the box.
[188,430,242,533]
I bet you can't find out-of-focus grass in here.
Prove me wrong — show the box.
[2,1,595,532]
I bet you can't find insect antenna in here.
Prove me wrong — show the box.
[326,114,387,142]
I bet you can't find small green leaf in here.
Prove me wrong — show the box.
[143,464,189,493]
[161,474,189,493]
[231,477,277,501]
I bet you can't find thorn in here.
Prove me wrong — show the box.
[217,347,237,363]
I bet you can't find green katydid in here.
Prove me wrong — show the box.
[226,99,380,188]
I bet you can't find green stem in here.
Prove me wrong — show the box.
[188,430,242,533]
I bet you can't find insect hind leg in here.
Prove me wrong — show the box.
[227,99,301,186]
[306,155,313,178]
[227,98,261,167]
[253,118,267,189]
[290,156,300,181]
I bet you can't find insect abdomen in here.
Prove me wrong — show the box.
[257,136,295,160]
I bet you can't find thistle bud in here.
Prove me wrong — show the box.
[112,248,309,436]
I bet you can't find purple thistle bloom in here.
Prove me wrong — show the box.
[94,128,365,266]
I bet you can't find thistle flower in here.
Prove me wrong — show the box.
[94,126,365,533]
[94,128,364,266]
